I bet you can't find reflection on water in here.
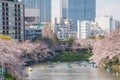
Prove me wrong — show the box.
[26,62,120,80]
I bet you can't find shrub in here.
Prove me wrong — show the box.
[50,51,92,61]
[98,35,104,39]
[0,34,11,40]
[5,71,16,80]
[67,37,74,46]
[88,35,96,39]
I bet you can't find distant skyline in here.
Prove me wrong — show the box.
[52,0,120,20]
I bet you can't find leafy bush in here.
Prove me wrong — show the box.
[88,35,96,39]
[66,37,74,46]
[32,35,42,42]
[50,51,92,61]
[5,71,16,80]
[89,35,105,39]
[41,37,53,44]
[56,37,75,46]
[98,35,104,39]
[0,34,11,40]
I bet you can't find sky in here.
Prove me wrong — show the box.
[52,0,120,20]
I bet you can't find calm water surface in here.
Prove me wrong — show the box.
[27,62,120,80]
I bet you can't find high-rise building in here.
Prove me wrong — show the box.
[60,0,68,19]
[24,0,39,9]
[77,20,105,39]
[24,0,51,24]
[0,0,24,41]
[60,0,96,29]
[24,0,39,23]
[95,16,115,34]
[77,21,91,39]
[40,0,51,24]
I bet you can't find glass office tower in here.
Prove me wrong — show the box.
[24,0,39,9]
[60,0,96,29]
[60,0,68,19]
[24,0,40,23]
[24,0,51,23]
[40,0,51,23]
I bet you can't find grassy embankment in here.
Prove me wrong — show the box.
[48,51,92,61]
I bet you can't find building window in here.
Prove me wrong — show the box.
[6,26,9,30]
[15,31,17,34]
[15,4,17,7]
[3,21,5,25]
[18,31,21,34]
[2,7,5,10]
[15,36,17,39]
[18,9,20,12]
[3,31,5,34]
[6,13,8,16]
[6,8,8,11]
[2,12,5,16]
[6,17,9,20]
[18,4,20,8]
[6,22,8,25]
[2,3,4,6]
[18,22,21,25]
[6,31,9,34]
[3,26,5,29]
[18,18,20,21]
[15,22,17,25]
[15,18,17,21]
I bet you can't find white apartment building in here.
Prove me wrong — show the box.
[77,21,91,39]
[54,19,76,40]
[95,16,115,34]
[77,21,105,39]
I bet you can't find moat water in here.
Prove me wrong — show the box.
[26,62,120,80]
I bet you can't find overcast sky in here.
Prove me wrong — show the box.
[52,0,120,20]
